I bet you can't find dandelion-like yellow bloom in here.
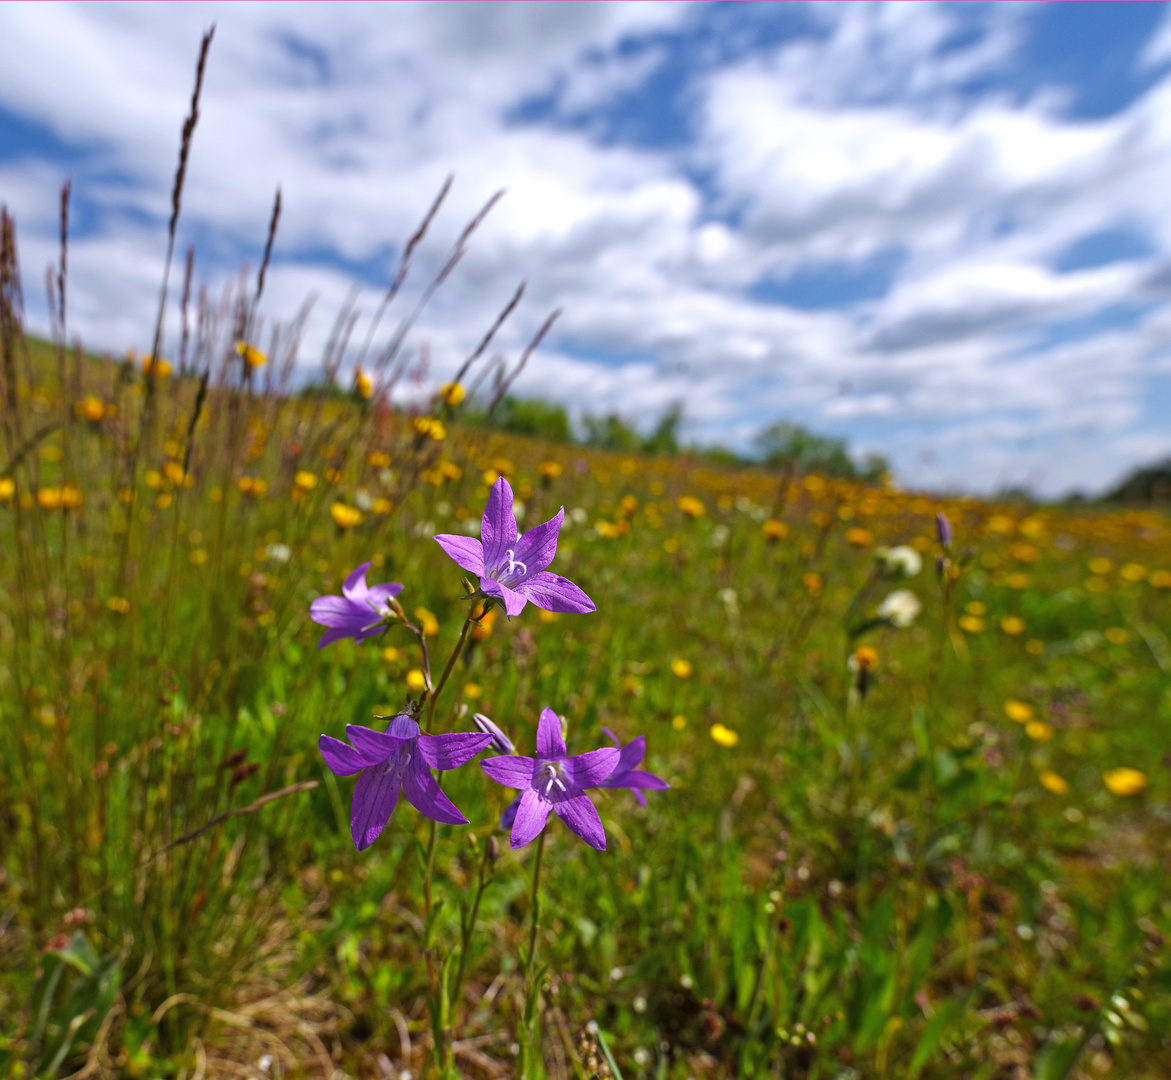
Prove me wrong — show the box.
[294,470,318,492]
[0,478,14,500]
[463,682,482,700]
[78,395,106,422]
[1119,563,1146,583]
[1006,573,1031,590]
[852,645,879,671]
[671,658,692,679]
[1025,721,1054,741]
[355,368,373,400]
[371,497,393,515]
[845,527,873,546]
[1088,556,1114,575]
[236,341,267,368]
[36,487,62,511]
[367,450,391,468]
[762,518,789,540]
[620,495,639,517]
[677,495,706,518]
[330,503,364,529]
[539,461,563,480]
[471,606,498,641]
[965,601,987,616]
[163,461,187,485]
[406,669,427,692]
[1004,699,1034,724]
[958,615,985,634]
[538,608,560,624]
[709,723,739,747]
[381,646,401,663]
[1001,616,1025,635]
[1039,770,1069,794]
[672,714,687,731]
[803,571,823,595]
[440,460,462,480]
[1025,638,1045,656]
[439,381,465,407]
[60,485,82,510]
[1149,569,1171,589]
[1103,767,1148,797]
[1105,627,1129,645]
[107,596,130,614]
[143,355,171,377]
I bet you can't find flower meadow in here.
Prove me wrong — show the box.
[2,40,1171,1080]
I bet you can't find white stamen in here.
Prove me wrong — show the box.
[505,548,527,576]
[542,762,566,795]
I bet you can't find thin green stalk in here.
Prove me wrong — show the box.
[427,608,478,730]
[518,828,548,1080]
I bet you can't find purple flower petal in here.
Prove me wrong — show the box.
[553,794,606,850]
[346,724,404,760]
[614,735,647,772]
[433,533,486,576]
[480,576,527,617]
[500,793,522,830]
[350,765,400,850]
[319,734,369,776]
[310,595,370,629]
[601,727,620,748]
[510,508,564,578]
[510,789,553,848]
[316,625,358,650]
[606,768,670,794]
[480,477,519,574]
[481,755,537,789]
[566,746,621,789]
[403,758,468,825]
[342,562,373,600]
[365,582,404,608]
[384,715,421,739]
[418,731,493,770]
[513,571,595,614]
[535,708,567,759]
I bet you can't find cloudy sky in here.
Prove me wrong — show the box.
[3,1,1171,495]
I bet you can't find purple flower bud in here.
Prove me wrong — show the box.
[486,836,500,864]
[473,712,515,754]
[935,511,953,550]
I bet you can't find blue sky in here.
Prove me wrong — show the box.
[2,1,1171,495]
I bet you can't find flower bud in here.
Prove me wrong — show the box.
[486,836,500,864]
[935,511,953,550]
[473,712,514,754]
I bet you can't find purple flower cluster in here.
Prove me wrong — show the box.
[313,476,666,851]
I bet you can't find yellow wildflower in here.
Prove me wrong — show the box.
[163,461,187,485]
[958,615,985,634]
[1104,627,1129,645]
[1088,557,1113,575]
[1025,721,1054,741]
[1119,563,1146,583]
[1001,616,1025,635]
[381,646,401,663]
[677,495,705,518]
[1149,569,1171,589]
[852,645,879,671]
[294,471,318,492]
[709,723,739,748]
[539,461,563,481]
[1025,639,1046,656]
[672,714,687,731]
[965,601,987,616]
[371,497,393,515]
[36,487,62,511]
[538,609,560,624]
[439,381,465,407]
[763,519,789,540]
[471,605,498,640]
[414,607,439,637]
[1038,770,1070,795]
[143,355,171,377]
[1004,699,1034,724]
[236,341,267,367]
[1007,573,1031,589]
[803,571,823,596]
[330,503,364,529]
[367,450,391,468]
[406,669,427,693]
[671,658,692,679]
[0,478,14,500]
[463,682,482,700]
[78,395,106,422]
[845,527,873,547]
[107,596,130,614]
[60,485,83,510]
[1102,767,1148,797]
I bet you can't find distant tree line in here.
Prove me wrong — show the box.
[462,395,889,481]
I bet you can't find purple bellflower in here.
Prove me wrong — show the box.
[433,477,595,618]
[319,714,492,850]
[598,727,670,805]
[310,561,403,650]
[481,708,619,850]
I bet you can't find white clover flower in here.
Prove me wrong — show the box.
[878,589,921,628]
[265,543,291,564]
[876,545,922,578]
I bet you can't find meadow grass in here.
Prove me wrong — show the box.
[0,310,1169,1078]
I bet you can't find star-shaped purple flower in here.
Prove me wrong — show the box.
[598,727,670,805]
[481,708,619,850]
[310,561,404,650]
[319,714,492,850]
[433,477,595,618]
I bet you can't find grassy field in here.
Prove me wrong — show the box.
[1,300,1170,1080]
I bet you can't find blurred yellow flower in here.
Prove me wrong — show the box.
[620,495,639,516]
[762,519,789,540]
[709,723,739,747]
[143,355,171,377]
[381,646,401,663]
[1119,563,1146,582]
[1105,627,1129,645]
[78,395,106,422]
[1004,699,1034,723]
[1025,721,1054,741]
[294,470,318,492]
[1088,557,1113,575]
[671,658,692,679]
[238,476,268,497]
[1039,770,1070,795]
[414,606,439,637]
[330,503,364,529]
[672,714,687,731]
[463,682,482,700]
[539,461,563,480]
[1150,569,1171,589]
[1006,573,1031,589]
[236,341,267,367]
[368,450,391,468]
[406,669,427,692]
[677,495,705,517]
[371,497,393,515]
[1084,576,1110,593]
[1103,767,1148,797]
[60,485,83,510]
[1025,638,1046,656]
[803,571,823,596]
[36,486,62,511]
[107,596,130,614]
[355,368,373,400]
[958,615,985,634]
[662,538,680,553]
[163,461,187,485]
[189,549,209,565]
[852,645,879,671]
[0,478,14,500]
[538,608,560,624]
[439,381,465,407]
[965,601,987,616]
[471,605,498,640]
[845,527,873,546]
[440,460,463,480]
[1001,616,1025,635]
